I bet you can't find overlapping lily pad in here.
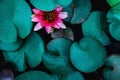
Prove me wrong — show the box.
[107,3,120,41]
[15,71,53,80]
[3,32,44,72]
[70,37,107,73]
[103,54,120,80]
[63,0,91,24]
[43,38,75,75]
[30,0,72,11]
[82,11,110,45]
[0,38,22,51]
[0,0,32,43]
[62,71,85,80]
[106,0,120,7]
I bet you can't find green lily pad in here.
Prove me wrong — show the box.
[106,0,120,7]
[15,71,53,80]
[103,54,120,80]
[0,38,22,51]
[30,0,72,11]
[43,38,75,75]
[107,3,120,41]
[82,11,110,45]
[62,71,85,80]
[70,37,107,73]
[3,32,44,72]
[0,0,32,43]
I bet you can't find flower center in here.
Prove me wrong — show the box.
[42,11,57,22]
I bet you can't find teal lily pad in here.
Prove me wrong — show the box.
[30,0,72,11]
[3,32,44,72]
[0,0,32,43]
[0,38,22,51]
[70,37,107,73]
[82,11,110,45]
[43,38,75,75]
[107,3,120,41]
[103,54,120,80]
[106,0,120,7]
[51,73,62,80]
[62,71,85,80]
[63,0,91,24]
[15,71,53,80]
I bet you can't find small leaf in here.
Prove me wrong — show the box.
[106,0,120,7]
[3,32,45,71]
[0,38,22,51]
[82,11,110,45]
[15,71,53,80]
[51,28,74,40]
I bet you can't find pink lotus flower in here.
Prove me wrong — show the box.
[32,6,68,34]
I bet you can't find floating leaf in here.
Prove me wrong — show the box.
[0,38,22,51]
[106,0,120,7]
[82,11,110,45]
[30,0,72,11]
[107,3,120,41]
[103,54,120,80]
[3,32,44,71]
[70,37,107,73]
[15,71,53,80]
[0,0,32,43]
[62,72,85,80]
[13,0,33,39]
[63,4,73,21]
[43,38,75,75]
[64,0,91,24]
[51,28,74,41]
[71,0,91,24]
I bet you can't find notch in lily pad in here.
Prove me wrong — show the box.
[0,0,33,43]
[3,32,45,72]
[70,37,107,73]
[43,38,75,75]
[107,3,120,41]
[103,54,120,80]
[82,11,110,45]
